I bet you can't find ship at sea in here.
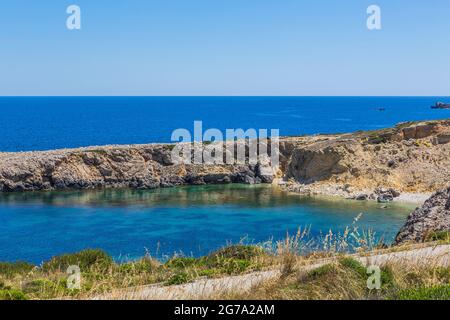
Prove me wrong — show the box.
[431,102,450,109]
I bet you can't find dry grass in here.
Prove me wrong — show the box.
[0,245,274,300]
[222,254,450,300]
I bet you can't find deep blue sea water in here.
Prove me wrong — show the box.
[0,185,414,264]
[0,96,449,151]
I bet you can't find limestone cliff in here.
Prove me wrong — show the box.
[1,119,449,195]
[284,119,450,195]
[0,144,278,192]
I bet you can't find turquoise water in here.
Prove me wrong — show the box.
[0,96,449,152]
[0,185,414,264]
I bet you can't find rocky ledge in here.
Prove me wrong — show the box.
[0,143,280,192]
[1,119,450,195]
[395,186,450,244]
[282,119,450,200]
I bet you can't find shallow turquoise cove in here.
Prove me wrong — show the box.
[0,184,415,263]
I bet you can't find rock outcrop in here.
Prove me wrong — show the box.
[0,144,280,192]
[284,119,450,196]
[395,187,450,244]
[1,119,450,194]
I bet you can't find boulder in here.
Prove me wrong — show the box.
[395,186,450,244]
[355,194,369,201]
[433,134,450,145]
[377,194,394,203]
[375,187,400,203]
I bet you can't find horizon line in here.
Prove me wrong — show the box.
[1,95,449,98]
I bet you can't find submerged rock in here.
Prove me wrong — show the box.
[395,186,450,244]
[354,194,369,201]
[375,187,400,203]
[377,194,394,203]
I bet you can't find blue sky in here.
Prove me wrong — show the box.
[0,0,449,96]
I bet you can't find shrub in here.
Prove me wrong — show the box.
[165,257,198,269]
[435,267,450,282]
[198,269,218,277]
[165,272,191,285]
[23,279,54,293]
[390,284,450,300]
[338,257,366,278]
[119,257,160,273]
[207,245,264,260]
[221,259,252,274]
[0,261,35,277]
[22,278,72,299]
[307,264,336,280]
[427,231,450,242]
[0,289,28,300]
[380,265,396,289]
[42,249,113,272]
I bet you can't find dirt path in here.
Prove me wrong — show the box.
[93,243,449,300]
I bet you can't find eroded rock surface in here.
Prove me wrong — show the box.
[1,119,450,195]
[284,119,450,195]
[395,187,450,244]
[0,144,280,192]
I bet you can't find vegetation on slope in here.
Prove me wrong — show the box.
[0,245,270,300]
[1,239,449,300]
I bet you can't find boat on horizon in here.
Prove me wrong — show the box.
[431,102,450,109]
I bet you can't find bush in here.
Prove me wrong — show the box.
[427,231,450,242]
[42,249,113,272]
[22,278,59,294]
[0,289,28,300]
[165,272,191,285]
[22,278,72,299]
[380,266,396,289]
[119,257,160,273]
[220,259,252,274]
[390,284,450,300]
[0,261,35,277]
[435,267,450,282]
[207,245,264,260]
[307,264,336,279]
[338,257,366,278]
[165,257,198,269]
[195,245,264,274]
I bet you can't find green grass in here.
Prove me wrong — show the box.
[338,257,366,278]
[427,231,450,243]
[0,289,28,300]
[0,261,35,278]
[164,245,265,276]
[389,284,450,300]
[165,272,191,285]
[42,249,113,272]
[306,264,336,279]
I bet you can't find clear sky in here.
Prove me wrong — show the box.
[1,0,449,96]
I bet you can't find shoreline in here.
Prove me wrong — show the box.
[394,192,431,205]
[278,180,430,206]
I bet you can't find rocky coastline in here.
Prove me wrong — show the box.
[1,119,450,243]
